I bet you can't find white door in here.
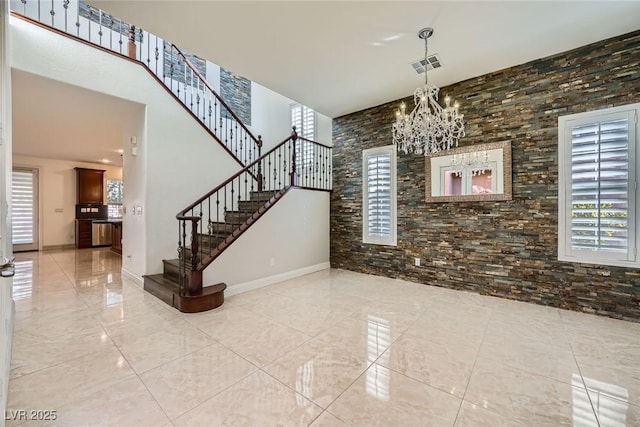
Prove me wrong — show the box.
[0,1,15,424]
[11,168,38,252]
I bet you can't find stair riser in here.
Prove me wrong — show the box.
[143,277,175,306]
[250,191,278,202]
[238,201,265,211]
[162,260,182,283]
[225,212,253,223]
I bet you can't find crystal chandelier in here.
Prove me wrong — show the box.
[392,28,465,156]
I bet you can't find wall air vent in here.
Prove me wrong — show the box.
[410,54,442,74]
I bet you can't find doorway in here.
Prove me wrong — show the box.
[11,167,38,252]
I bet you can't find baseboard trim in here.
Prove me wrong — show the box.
[121,267,144,287]
[224,262,330,297]
[42,244,75,251]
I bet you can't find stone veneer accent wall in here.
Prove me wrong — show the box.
[220,67,252,126]
[331,30,640,321]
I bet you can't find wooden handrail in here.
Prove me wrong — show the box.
[296,136,333,149]
[172,44,262,147]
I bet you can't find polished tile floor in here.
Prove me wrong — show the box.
[6,248,640,426]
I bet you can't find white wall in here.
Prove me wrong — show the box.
[250,81,333,151]
[12,155,122,248]
[203,188,329,289]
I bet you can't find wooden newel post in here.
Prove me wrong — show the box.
[257,136,264,191]
[290,126,298,186]
[188,218,202,295]
[128,25,137,59]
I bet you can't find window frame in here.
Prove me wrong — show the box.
[106,179,123,219]
[558,103,639,268]
[290,103,316,141]
[362,145,397,246]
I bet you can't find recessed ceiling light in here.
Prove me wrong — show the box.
[101,159,111,163]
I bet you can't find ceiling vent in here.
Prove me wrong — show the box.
[410,54,442,74]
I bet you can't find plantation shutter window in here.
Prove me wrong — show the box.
[12,168,39,251]
[291,103,318,185]
[558,104,639,268]
[363,146,397,246]
[290,103,316,140]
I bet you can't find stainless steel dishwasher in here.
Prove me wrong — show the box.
[91,221,113,247]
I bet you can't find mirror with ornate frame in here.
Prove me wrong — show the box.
[425,141,512,202]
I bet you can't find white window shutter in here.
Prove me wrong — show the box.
[363,146,397,246]
[558,103,639,268]
[12,170,35,245]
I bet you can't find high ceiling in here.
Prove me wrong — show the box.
[90,0,640,118]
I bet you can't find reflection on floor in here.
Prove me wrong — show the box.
[6,248,640,426]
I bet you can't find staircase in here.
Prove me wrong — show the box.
[143,188,287,313]
[143,129,332,312]
[11,2,332,313]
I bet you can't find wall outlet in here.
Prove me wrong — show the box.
[414,257,421,267]
[269,257,275,266]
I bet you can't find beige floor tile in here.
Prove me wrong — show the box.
[7,347,135,411]
[314,315,405,364]
[266,302,354,337]
[378,332,478,397]
[218,319,311,367]
[38,376,169,426]
[173,371,323,426]
[10,327,113,378]
[264,338,371,408]
[326,363,461,426]
[464,360,598,426]
[140,343,257,419]
[115,325,214,374]
[455,401,525,426]
[583,376,640,427]
[309,411,347,426]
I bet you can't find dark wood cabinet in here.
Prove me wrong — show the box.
[111,222,122,255]
[75,168,105,204]
[75,219,92,249]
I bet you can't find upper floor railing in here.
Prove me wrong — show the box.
[10,0,262,167]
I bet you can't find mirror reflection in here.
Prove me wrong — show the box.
[425,141,511,202]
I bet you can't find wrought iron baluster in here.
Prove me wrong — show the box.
[188,68,193,111]
[154,37,159,75]
[87,4,90,40]
[138,27,143,60]
[118,19,123,53]
[49,0,54,28]
[98,9,103,45]
[63,0,69,32]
